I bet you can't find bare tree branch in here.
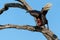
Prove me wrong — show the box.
[0,3,28,14]
[0,24,35,31]
[41,26,58,40]
[16,0,33,10]
[0,24,58,40]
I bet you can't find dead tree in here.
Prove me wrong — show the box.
[0,0,58,40]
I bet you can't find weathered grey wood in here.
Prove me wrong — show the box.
[0,24,58,40]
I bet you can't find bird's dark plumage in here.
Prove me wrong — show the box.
[27,10,49,28]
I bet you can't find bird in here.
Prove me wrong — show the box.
[0,2,52,29]
[27,3,52,29]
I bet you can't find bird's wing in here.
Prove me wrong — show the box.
[41,3,52,16]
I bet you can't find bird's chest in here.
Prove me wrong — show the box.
[36,18,42,26]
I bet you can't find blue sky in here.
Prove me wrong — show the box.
[0,0,60,40]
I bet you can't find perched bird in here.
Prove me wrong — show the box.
[27,3,52,29]
[0,2,52,29]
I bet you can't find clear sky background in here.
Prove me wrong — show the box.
[0,0,60,40]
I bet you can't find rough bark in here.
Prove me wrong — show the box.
[0,24,58,40]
